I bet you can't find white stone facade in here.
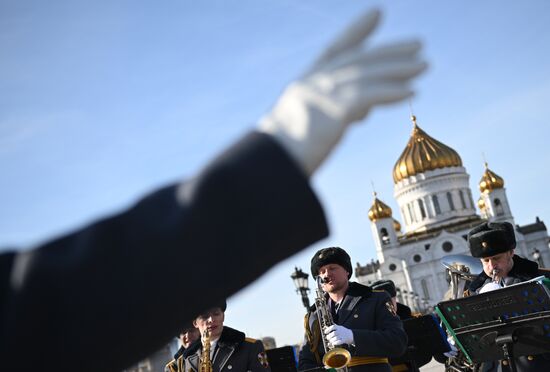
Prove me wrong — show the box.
[357,129,549,311]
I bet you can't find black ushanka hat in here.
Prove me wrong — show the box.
[311,246,352,279]
[468,221,516,258]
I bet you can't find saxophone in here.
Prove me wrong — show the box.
[314,276,352,370]
[199,329,213,372]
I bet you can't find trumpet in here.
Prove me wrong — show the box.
[314,276,352,370]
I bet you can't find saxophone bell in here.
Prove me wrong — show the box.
[314,276,351,370]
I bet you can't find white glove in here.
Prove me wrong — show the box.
[324,324,354,346]
[259,9,427,176]
[444,336,458,358]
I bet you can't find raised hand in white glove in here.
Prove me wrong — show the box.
[324,324,354,346]
[259,9,427,176]
[444,336,458,358]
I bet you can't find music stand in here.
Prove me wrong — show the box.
[266,346,298,372]
[436,277,550,372]
[390,314,450,369]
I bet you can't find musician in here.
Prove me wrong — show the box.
[181,301,271,372]
[165,323,201,372]
[299,247,408,371]
[0,9,426,371]
[466,221,550,371]
[371,280,432,372]
[371,279,412,319]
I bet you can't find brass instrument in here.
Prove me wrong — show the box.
[492,268,503,286]
[199,329,213,372]
[442,254,482,300]
[441,254,482,372]
[314,276,352,370]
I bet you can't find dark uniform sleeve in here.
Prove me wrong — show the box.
[246,339,272,372]
[0,132,328,372]
[352,292,408,358]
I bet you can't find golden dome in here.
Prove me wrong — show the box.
[393,218,402,232]
[477,196,486,211]
[393,115,463,183]
[368,192,392,221]
[479,162,504,193]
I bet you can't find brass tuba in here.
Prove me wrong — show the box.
[314,276,352,370]
[441,254,482,300]
[440,254,482,372]
[199,329,213,372]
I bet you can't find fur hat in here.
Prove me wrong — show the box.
[468,221,516,258]
[371,279,397,297]
[310,247,352,279]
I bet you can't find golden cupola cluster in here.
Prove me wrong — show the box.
[479,162,504,193]
[368,192,392,221]
[393,115,463,183]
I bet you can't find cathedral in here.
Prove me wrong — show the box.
[355,115,549,310]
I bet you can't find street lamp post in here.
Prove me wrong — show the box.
[291,267,311,309]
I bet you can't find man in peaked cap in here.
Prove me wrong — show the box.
[299,247,407,371]
[181,300,270,372]
[371,279,412,319]
[165,322,201,372]
[464,221,550,372]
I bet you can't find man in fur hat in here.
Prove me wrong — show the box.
[298,247,407,371]
[467,221,550,294]
[465,221,550,371]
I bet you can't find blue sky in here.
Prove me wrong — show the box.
[2,1,550,347]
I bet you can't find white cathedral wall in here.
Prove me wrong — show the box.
[375,229,473,306]
[394,167,476,234]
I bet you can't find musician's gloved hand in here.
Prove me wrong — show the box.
[324,324,354,346]
[443,336,458,358]
[258,9,427,176]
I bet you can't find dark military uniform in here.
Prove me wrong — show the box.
[165,345,187,372]
[182,326,271,372]
[467,254,550,372]
[370,279,430,372]
[299,282,408,372]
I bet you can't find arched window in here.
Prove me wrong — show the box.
[494,198,504,216]
[421,279,430,299]
[380,228,390,245]
[432,195,441,215]
[459,190,467,209]
[418,199,427,219]
[407,203,416,223]
[447,192,455,211]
